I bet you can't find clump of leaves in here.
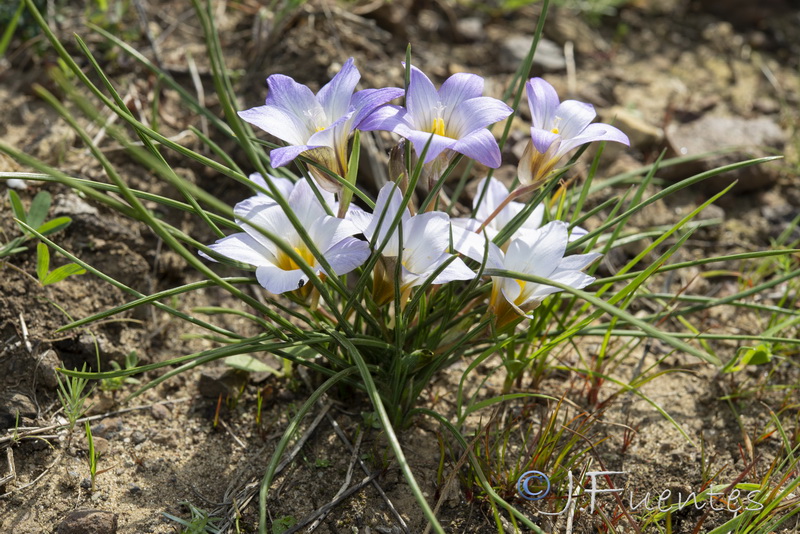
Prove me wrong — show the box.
[1,189,71,258]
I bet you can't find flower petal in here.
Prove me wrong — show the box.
[439,73,484,122]
[255,264,309,294]
[447,96,512,138]
[238,105,311,146]
[351,87,405,128]
[451,225,505,269]
[316,58,359,121]
[406,66,440,131]
[530,127,560,155]
[554,100,596,139]
[248,173,294,199]
[366,183,410,256]
[402,212,452,273]
[405,130,457,164]
[264,74,324,130]
[269,144,318,168]
[526,78,560,130]
[474,177,512,222]
[506,202,545,238]
[524,270,595,301]
[557,122,630,155]
[236,202,290,257]
[357,104,413,136]
[307,112,353,150]
[556,251,601,271]
[323,237,370,276]
[505,221,569,278]
[203,232,275,267]
[309,215,361,251]
[416,253,475,286]
[287,179,331,228]
[451,128,502,167]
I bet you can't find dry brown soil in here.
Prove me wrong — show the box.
[1,1,799,533]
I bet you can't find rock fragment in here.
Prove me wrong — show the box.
[665,115,785,192]
[56,509,118,534]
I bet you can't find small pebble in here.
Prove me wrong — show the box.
[131,430,147,445]
[150,404,171,421]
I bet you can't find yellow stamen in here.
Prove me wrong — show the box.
[551,127,559,134]
[431,117,446,137]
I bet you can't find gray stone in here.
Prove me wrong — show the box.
[0,392,37,429]
[152,429,181,448]
[52,192,100,218]
[197,368,248,399]
[665,115,785,193]
[456,17,484,42]
[131,430,148,445]
[501,35,565,72]
[36,349,62,389]
[603,106,664,149]
[149,403,171,421]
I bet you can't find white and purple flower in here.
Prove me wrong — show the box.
[453,220,600,327]
[203,179,369,295]
[518,78,629,185]
[349,183,475,304]
[238,58,403,192]
[361,66,512,185]
[452,177,545,242]
[452,177,587,244]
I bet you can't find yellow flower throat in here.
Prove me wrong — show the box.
[276,246,316,271]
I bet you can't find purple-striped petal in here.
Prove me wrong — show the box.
[530,127,561,155]
[264,74,323,128]
[351,87,405,127]
[557,122,630,155]
[405,130,457,163]
[358,105,413,136]
[238,106,311,146]
[406,66,440,130]
[323,237,370,276]
[269,144,317,168]
[317,58,360,120]
[452,129,502,167]
[439,73,485,122]
[554,100,596,138]
[526,78,560,130]
[448,96,512,138]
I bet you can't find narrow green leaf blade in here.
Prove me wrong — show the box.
[8,189,26,222]
[37,216,72,236]
[36,242,50,282]
[27,190,52,229]
[42,263,86,286]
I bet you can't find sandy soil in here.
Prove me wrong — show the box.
[1,0,799,532]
